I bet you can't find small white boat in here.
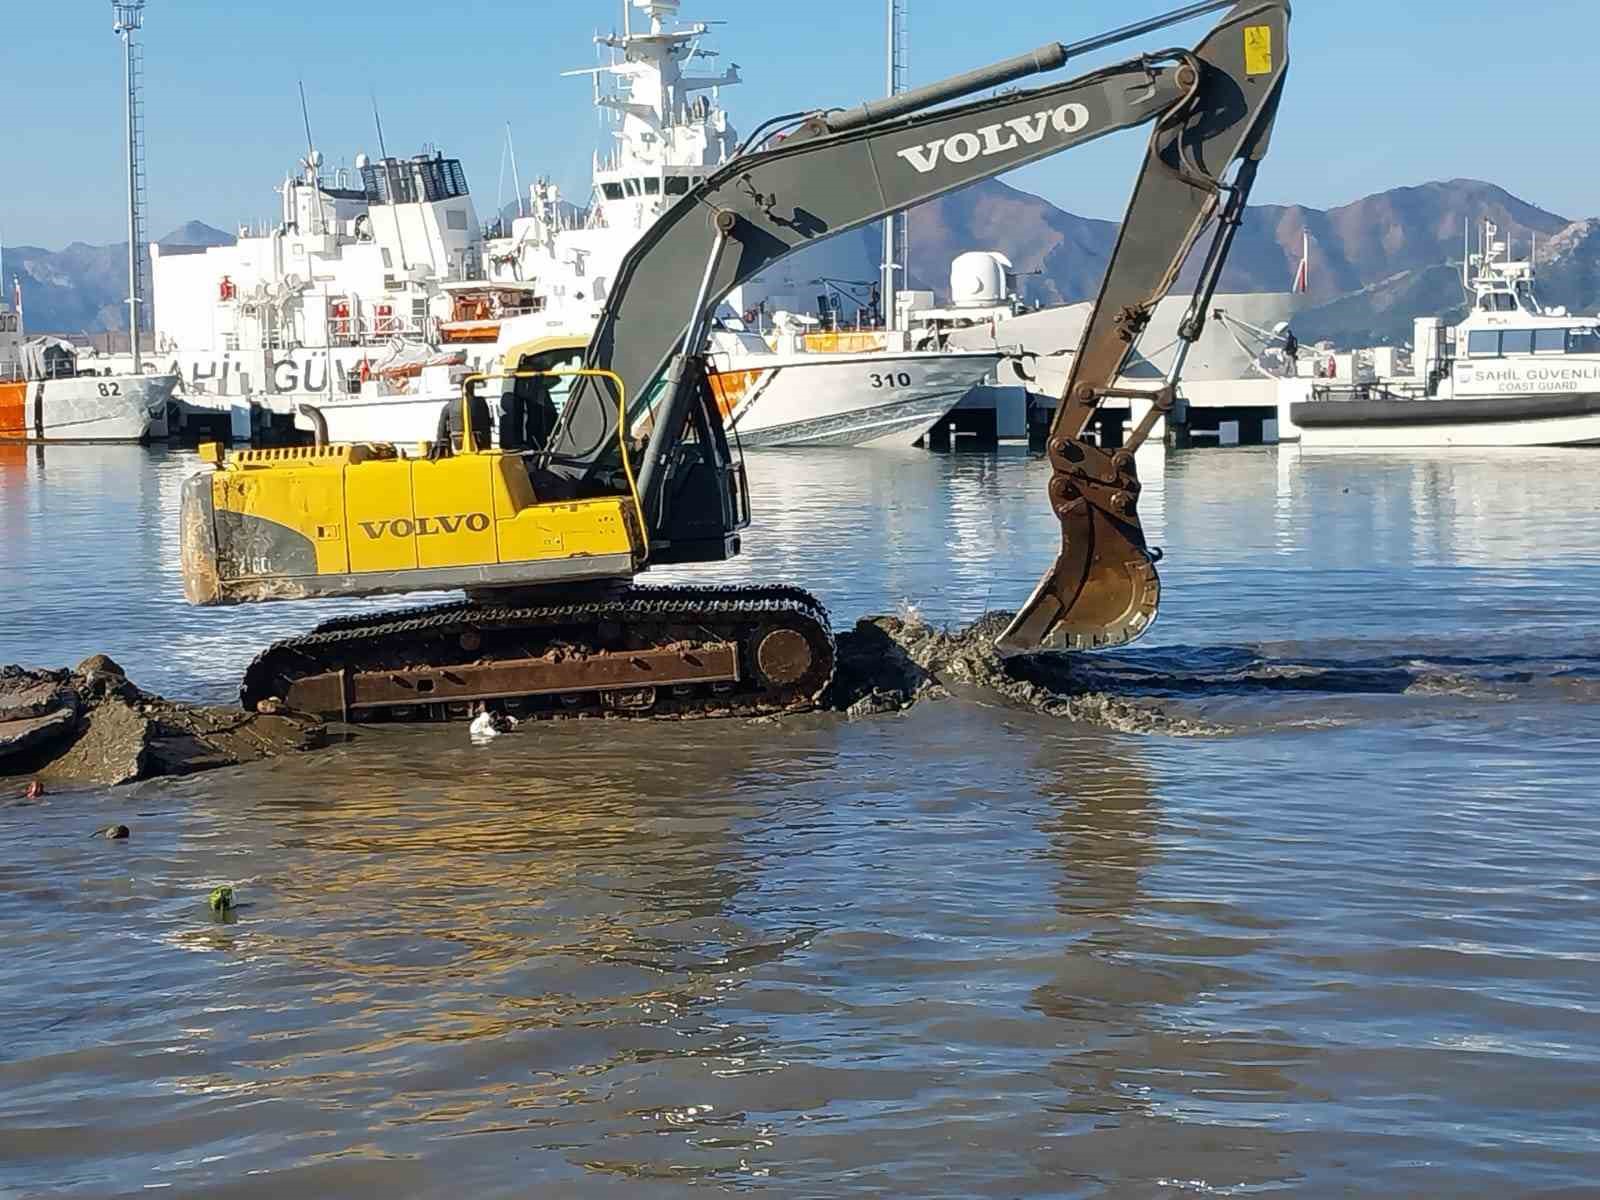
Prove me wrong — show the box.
[0,304,175,443]
[705,331,997,448]
[1283,220,1600,449]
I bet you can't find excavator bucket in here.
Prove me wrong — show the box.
[992,0,1291,654]
[996,441,1160,653]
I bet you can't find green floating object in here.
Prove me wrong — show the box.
[208,886,235,913]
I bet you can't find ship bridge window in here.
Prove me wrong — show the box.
[644,177,661,195]
[1500,329,1534,355]
[601,182,624,201]
[1569,327,1600,355]
[1534,328,1567,354]
[1467,330,1502,356]
[1480,293,1518,312]
[361,156,469,205]
[665,176,691,196]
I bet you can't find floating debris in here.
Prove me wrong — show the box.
[208,886,235,914]
[469,710,518,744]
[90,824,130,840]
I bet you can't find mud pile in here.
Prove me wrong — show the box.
[0,658,327,788]
[828,614,1223,735]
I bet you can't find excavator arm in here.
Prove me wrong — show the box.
[548,0,1290,652]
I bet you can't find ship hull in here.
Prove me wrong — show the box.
[713,350,998,449]
[294,350,999,452]
[0,374,176,443]
[1290,391,1600,448]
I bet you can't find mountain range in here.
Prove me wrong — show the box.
[6,180,1597,349]
[3,221,234,337]
[902,178,1593,346]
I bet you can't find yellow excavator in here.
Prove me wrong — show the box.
[179,0,1289,723]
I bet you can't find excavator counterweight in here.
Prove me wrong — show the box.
[178,1,1290,721]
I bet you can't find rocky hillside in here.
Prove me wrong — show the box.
[906,178,1580,324]
[2,222,233,336]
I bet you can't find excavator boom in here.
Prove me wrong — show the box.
[544,0,1290,652]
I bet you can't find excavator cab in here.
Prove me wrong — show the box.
[497,337,584,453]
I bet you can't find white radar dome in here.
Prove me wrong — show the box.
[950,251,1013,308]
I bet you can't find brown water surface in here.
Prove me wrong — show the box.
[3,445,1600,1195]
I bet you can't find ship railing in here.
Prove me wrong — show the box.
[326,315,432,347]
[1312,380,1431,403]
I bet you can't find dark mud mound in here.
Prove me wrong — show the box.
[1064,643,1600,705]
[1,658,327,788]
[826,621,1600,737]
[827,615,1225,736]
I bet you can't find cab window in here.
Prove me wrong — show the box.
[664,176,691,196]
[601,182,624,201]
[1467,330,1500,356]
[644,177,661,195]
[1500,329,1534,355]
[1534,328,1566,354]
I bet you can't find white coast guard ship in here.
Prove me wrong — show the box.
[95,147,484,440]
[0,281,175,443]
[1282,220,1600,447]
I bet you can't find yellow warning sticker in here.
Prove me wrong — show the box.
[1244,25,1273,76]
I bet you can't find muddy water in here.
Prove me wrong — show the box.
[4,444,1600,1196]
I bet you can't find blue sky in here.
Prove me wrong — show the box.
[4,0,1597,248]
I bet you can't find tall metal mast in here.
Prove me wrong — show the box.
[881,0,908,330]
[112,1,148,372]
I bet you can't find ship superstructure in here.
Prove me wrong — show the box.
[99,147,484,410]
[480,0,741,331]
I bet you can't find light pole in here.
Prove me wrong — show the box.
[113,1,148,372]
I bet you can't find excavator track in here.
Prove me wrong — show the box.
[241,585,835,724]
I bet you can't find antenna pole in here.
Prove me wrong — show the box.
[507,122,525,218]
[299,80,315,158]
[299,80,327,237]
[113,1,148,373]
[371,93,409,271]
[881,0,908,332]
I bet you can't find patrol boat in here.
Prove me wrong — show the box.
[1282,220,1600,448]
[0,285,175,443]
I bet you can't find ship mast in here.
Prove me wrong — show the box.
[112,0,149,373]
[881,0,908,330]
